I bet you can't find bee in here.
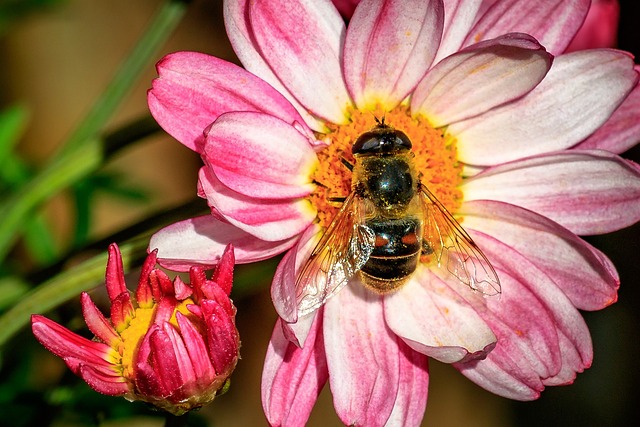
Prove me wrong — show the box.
[296,119,501,316]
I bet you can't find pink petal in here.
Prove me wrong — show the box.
[77,364,130,396]
[271,225,319,324]
[172,276,192,301]
[223,0,327,131]
[343,0,444,109]
[384,271,496,363]
[333,0,359,18]
[81,293,120,346]
[134,332,158,396]
[199,167,315,242]
[262,315,328,427]
[152,293,178,325]
[105,243,127,301]
[455,232,593,399]
[135,249,158,307]
[203,112,317,199]
[31,315,118,372]
[177,312,215,385]
[460,200,619,310]
[433,0,484,64]
[110,293,134,332]
[280,312,318,351]
[323,283,399,426]
[462,150,640,235]
[195,280,234,321]
[575,75,640,153]
[542,333,587,386]
[201,300,239,376]
[210,243,235,296]
[452,50,638,166]
[456,343,544,400]
[148,51,309,153]
[162,322,196,396]
[247,0,352,124]
[271,243,299,324]
[464,0,591,55]
[135,361,166,399]
[412,33,552,127]
[148,327,182,396]
[149,215,298,271]
[385,343,429,427]
[565,0,620,52]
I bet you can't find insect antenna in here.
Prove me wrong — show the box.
[328,195,347,203]
[373,114,388,128]
[340,156,354,171]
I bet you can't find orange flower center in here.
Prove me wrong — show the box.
[309,105,463,229]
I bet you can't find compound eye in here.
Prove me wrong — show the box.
[352,125,413,155]
[394,130,412,150]
[352,132,380,155]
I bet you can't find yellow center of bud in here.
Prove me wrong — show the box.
[117,297,196,378]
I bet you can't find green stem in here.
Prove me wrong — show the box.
[0,234,151,347]
[0,196,277,347]
[0,0,188,263]
[58,0,188,156]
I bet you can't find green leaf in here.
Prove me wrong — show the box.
[0,275,29,312]
[0,104,29,166]
[0,0,189,263]
[0,233,150,348]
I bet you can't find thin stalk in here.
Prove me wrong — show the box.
[0,233,150,347]
[0,0,189,263]
[0,196,277,347]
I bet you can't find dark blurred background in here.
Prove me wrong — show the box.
[0,0,638,426]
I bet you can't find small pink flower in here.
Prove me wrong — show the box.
[566,0,620,52]
[31,244,239,416]
[147,0,640,425]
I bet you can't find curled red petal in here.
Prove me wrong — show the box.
[162,322,196,399]
[31,315,117,373]
[81,292,120,346]
[172,276,192,301]
[149,327,183,396]
[110,292,135,332]
[211,244,235,295]
[105,243,128,302]
[189,266,208,301]
[76,362,130,396]
[198,281,235,319]
[202,300,239,376]
[176,312,215,386]
[135,249,158,307]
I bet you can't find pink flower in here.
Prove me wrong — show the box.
[147,0,640,425]
[31,244,240,416]
[566,0,620,52]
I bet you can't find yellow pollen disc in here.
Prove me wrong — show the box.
[119,306,155,378]
[117,298,197,378]
[170,298,198,328]
[309,105,463,229]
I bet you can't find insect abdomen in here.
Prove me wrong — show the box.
[360,217,422,292]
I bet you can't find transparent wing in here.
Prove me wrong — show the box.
[419,184,501,296]
[295,192,375,316]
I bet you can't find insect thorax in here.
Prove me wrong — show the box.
[353,152,418,213]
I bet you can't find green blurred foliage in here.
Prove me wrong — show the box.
[0,0,65,36]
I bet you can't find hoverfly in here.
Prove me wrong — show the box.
[296,119,500,316]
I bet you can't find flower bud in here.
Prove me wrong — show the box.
[31,243,240,416]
